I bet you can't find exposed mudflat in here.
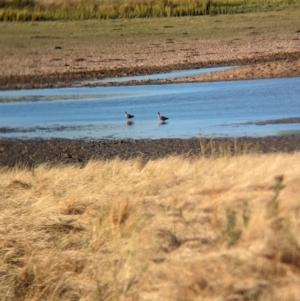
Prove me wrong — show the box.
[1,135,300,167]
[0,28,299,90]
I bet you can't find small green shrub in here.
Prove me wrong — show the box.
[268,175,285,218]
[226,208,240,247]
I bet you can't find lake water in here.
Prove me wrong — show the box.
[0,75,300,140]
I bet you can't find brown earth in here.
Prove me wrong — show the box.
[0,31,300,89]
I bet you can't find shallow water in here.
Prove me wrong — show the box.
[0,76,300,140]
[78,66,233,85]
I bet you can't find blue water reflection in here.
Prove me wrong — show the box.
[0,77,299,140]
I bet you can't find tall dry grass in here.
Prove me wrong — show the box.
[1,153,300,300]
[0,0,299,21]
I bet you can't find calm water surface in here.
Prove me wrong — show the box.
[0,76,300,140]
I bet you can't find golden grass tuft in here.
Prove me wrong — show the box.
[1,153,300,300]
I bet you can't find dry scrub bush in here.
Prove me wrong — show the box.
[1,153,300,300]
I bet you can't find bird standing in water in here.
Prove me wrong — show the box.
[125,112,134,120]
[157,112,169,121]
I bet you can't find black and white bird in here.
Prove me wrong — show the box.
[125,112,134,120]
[157,112,169,121]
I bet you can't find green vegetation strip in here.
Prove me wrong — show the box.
[0,0,299,21]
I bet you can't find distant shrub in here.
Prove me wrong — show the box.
[12,0,35,8]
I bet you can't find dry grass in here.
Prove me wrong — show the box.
[1,0,299,21]
[1,152,300,300]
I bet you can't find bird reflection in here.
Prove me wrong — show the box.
[126,121,134,127]
[159,121,168,126]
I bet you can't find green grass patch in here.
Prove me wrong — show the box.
[1,9,299,60]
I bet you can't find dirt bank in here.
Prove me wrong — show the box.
[1,135,300,167]
[0,26,299,90]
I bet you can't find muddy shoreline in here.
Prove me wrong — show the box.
[1,52,300,90]
[1,135,300,167]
